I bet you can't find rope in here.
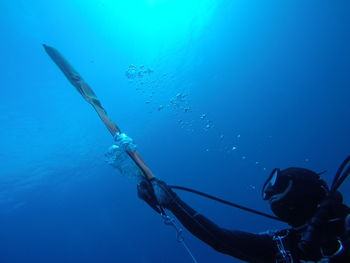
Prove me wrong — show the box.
[162,213,199,263]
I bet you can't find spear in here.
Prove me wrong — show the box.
[43,44,155,180]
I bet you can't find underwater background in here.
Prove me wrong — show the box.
[1,0,349,262]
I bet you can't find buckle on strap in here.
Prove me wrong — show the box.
[273,232,294,263]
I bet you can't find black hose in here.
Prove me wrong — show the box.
[170,157,350,223]
[170,185,286,223]
[331,156,350,193]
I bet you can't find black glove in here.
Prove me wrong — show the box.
[137,179,162,214]
[137,178,179,213]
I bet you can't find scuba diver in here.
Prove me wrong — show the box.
[138,160,350,263]
[43,44,350,263]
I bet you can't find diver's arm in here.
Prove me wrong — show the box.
[167,197,276,262]
[138,178,276,262]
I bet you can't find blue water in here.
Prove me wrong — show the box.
[1,1,350,262]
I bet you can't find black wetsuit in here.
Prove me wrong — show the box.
[167,198,350,263]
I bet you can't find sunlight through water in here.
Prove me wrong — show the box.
[74,0,218,49]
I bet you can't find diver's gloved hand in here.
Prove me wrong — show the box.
[137,179,162,214]
[137,178,179,213]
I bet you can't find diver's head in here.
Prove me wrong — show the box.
[262,167,329,227]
